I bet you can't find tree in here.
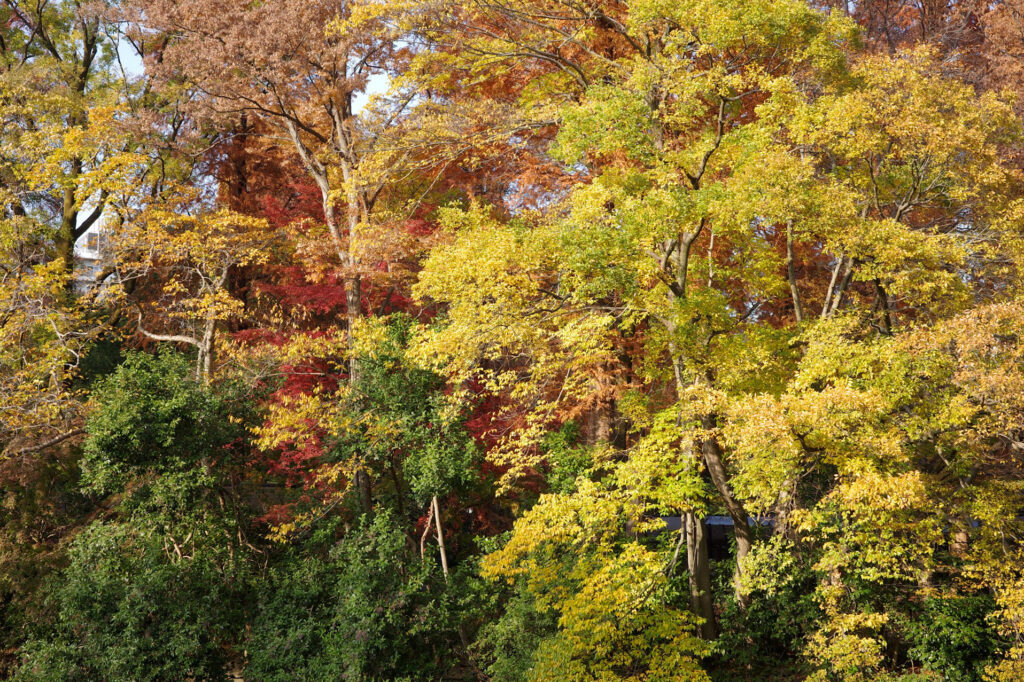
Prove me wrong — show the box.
[254,314,479,551]
[411,4,1024,671]
[0,0,144,284]
[15,351,257,681]
[245,512,458,681]
[138,0,428,382]
[412,0,858,626]
[481,478,711,681]
[110,203,276,382]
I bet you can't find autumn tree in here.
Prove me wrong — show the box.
[137,0,433,378]
[5,0,1024,679]
[0,0,157,458]
[412,0,858,628]
[0,0,145,282]
[110,201,276,382]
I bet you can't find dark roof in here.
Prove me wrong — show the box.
[657,515,774,531]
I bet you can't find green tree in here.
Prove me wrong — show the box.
[245,511,459,681]
[15,351,257,681]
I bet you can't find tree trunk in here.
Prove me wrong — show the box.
[786,220,804,323]
[587,400,614,446]
[282,119,362,379]
[700,415,753,605]
[420,499,434,560]
[432,495,449,581]
[55,185,78,293]
[772,477,799,543]
[950,524,970,558]
[197,315,216,384]
[346,273,361,383]
[821,254,847,318]
[685,512,717,639]
[354,470,372,516]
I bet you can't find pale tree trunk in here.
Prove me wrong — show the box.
[821,254,846,318]
[420,499,435,560]
[647,95,744,635]
[432,495,449,581]
[587,400,614,446]
[669,351,754,609]
[195,269,231,385]
[345,273,362,383]
[668,350,718,629]
[282,113,372,514]
[197,315,216,385]
[281,116,363,385]
[333,99,365,386]
[136,313,212,386]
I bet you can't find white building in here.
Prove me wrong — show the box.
[73,229,110,294]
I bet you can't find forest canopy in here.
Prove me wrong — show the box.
[3,0,1024,680]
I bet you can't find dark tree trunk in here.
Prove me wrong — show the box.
[685,512,717,639]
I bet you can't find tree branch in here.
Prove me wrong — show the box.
[4,429,86,458]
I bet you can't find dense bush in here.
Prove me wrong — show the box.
[245,512,458,681]
[906,595,1002,682]
[14,523,246,682]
